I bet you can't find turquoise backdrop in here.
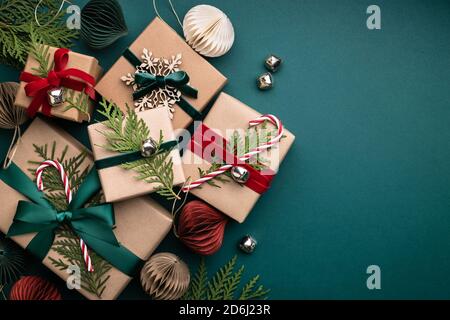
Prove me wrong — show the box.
[1,0,450,299]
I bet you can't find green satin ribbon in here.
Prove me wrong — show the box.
[133,72,198,100]
[123,48,203,121]
[0,163,143,276]
[95,140,179,170]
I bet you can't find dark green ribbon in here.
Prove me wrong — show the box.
[123,48,203,121]
[133,72,198,100]
[95,140,178,170]
[0,163,143,276]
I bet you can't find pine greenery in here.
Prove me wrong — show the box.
[0,0,78,68]
[183,256,270,300]
[49,227,112,298]
[97,98,180,200]
[30,32,51,77]
[28,142,111,298]
[64,89,90,119]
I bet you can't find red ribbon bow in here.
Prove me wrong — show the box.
[19,48,96,118]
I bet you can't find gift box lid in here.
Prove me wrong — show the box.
[182,92,296,223]
[95,17,227,129]
[88,106,186,203]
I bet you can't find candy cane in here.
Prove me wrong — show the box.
[36,160,94,273]
[182,114,284,192]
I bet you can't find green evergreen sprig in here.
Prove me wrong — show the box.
[64,89,91,119]
[96,98,180,200]
[29,31,51,77]
[28,142,111,298]
[0,0,78,68]
[183,256,270,300]
[49,227,112,298]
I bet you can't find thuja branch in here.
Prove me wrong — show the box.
[183,256,270,300]
[97,98,179,200]
[0,0,78,68]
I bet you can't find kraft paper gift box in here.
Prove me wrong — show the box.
[15,46,102,123]
[95,17,227,130]
[88,106,186,203]
[0,118,173,300]
[182,93,296,223]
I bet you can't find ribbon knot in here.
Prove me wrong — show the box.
[155,75,166,87]
[56,211,72,223]
[47,71,61,87]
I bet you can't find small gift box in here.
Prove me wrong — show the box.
[15,46,102,123]
[0,118,173,300]
[181,93,296,223]
[88,102,185,203]
[95,17,227,130]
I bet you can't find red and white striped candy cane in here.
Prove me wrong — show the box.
[36,160,94,273]
[182,114,284,192]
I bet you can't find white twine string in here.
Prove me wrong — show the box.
[152,0,183,29]
[3,126,22,170]
[34,0,72,27]
[170,177,191,238]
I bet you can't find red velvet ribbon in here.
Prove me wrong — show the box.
[19,48,96,118]
[189,124,275,194]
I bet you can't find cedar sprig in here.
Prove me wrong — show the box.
[183,256,270,300]
[28,142,111,298]
[0,0,78,68]
[96,98,150,153]
[28,142,89,210]
[97,98,179,200]
[49,226,112,298]
[64,89,91,119]
[187,258,208,300]
[29,31,51,77]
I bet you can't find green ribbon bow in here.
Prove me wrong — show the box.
[0,163,143,276]
[122,48,203,121]
[133,71,198,101]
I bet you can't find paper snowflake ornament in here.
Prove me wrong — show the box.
[121,49,183,118]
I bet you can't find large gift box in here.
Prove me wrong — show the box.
[182,93,296,223]
[88,105,185,203]
[0,118,173,300]
[95,17,227,130]
[15,46,102,123]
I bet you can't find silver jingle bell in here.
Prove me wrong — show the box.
[141,138,157,158]
[256,72,274,91]
[264,55,282,72]
[230,166,250,184]
[239,235,257,254]
[47,87,65,106]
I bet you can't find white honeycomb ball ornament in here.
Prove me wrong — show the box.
[183,5,235,58]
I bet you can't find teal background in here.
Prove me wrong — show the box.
[1,0,450,299]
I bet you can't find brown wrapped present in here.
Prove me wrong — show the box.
[15,46,102,123]
[182,93,296,223]
[95,17,227,130]
[0,118,173,300]
[88,105,185,203]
